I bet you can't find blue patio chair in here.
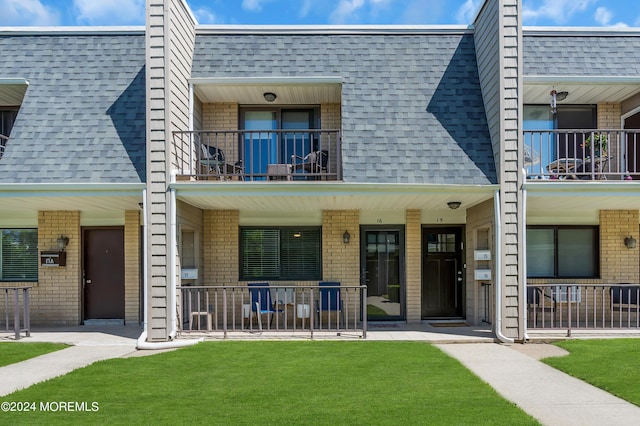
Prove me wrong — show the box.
[248,283,284,330]
[316,281,344,328]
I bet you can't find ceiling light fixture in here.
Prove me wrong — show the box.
[263,92,277,102]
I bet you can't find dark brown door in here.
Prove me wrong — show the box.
[422,227,463,318]
[625,112,640,179]
[84,228,125,319]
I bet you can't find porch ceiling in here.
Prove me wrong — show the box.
[524,77,640,105]
[0,78,28,106]
[525,181,640,212]
[0,183,144,211]
[172,182,497,212]
[191,77,342,105]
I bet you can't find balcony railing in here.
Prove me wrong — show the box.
[178,284,367,338]
[524,130,640,181]
[527,284,640,335]
[173,130,341,181]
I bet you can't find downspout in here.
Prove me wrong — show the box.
[168,184,177,340]
[494,189,514,344]
[136,188,202,350]
[522,169,529,341]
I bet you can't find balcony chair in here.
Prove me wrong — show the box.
[527,286,556,327]
[316,281,344,329]
[247,283,284,331]
[199,143,243,180]
[291,150,328,180]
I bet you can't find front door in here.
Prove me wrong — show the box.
[625,111,640,179]
[361,227,404,321]
[83,228,125,320]
[422,227,464,318]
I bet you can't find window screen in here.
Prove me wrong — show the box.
[1,229,38,281]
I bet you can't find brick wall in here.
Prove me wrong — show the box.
[32,211,81,325]
[203,210,239,286]
[597,103,621,129]
[405,210,421,322]
[321,210,359,288]
[600,210,639,283]
[124,210,141,324]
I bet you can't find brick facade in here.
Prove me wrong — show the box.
[405,210,421,322]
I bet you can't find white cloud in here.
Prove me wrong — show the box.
[193,7,220,24]
[73,0,144,25]
[594,6,612,25]
[242,0,271,12]
[455,0,482,24]
[299,0,313,19]
[0,0,60,26]
[523,0,596,24]
[329,0,365,24]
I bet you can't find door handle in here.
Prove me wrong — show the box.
[85,279,92,284]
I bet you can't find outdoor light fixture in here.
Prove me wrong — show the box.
[447,201,462,210]
[343,230,351,244]
[57,235,70,251]
[624,236,637,249]
[263,92,277,102]
[550,90,568,114]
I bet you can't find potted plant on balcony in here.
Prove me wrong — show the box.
[582,133,607,157]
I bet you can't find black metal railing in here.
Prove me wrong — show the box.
[524,130,640,181]
[2,286,31,339]
[173,129,342,181]
[177,284,366,339]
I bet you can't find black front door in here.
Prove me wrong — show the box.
[361,227,405,321]
[422,227,464,318]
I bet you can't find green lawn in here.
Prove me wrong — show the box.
[0,342,68,367]
[543,339,640,407]
[1,341,537,425]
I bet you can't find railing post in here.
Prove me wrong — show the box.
[566,285,572,337]
[23,288,30,338]
[362,285,367,339]
[14,288,20,340]
[223,288,228,339]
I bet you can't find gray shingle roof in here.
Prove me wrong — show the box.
[524,34,640,76]
[193,33,496,185]
[0,33,146,183]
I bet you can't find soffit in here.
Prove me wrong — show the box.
[191,78,342,105]
[172,182,496,212]
[524,79,640,105]
[0,79,28,106]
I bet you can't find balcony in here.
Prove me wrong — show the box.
[524,130,640,181]
[173,130,341,182]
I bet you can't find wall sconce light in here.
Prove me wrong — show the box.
[624,236,637,249]
[343,230,351,244]
[57,235,70,251]
[550,90,568,114]
[263,92,277,102]
[447,201,462,210]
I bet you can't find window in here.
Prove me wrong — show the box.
[1,229,38,282]
[240,227,321,281]
[526,226,598,278]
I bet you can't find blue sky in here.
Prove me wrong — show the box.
[1,0,639,27]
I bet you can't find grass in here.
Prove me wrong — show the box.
[543,339,640,406]
[1,341,537,425]
[0,342,68,367]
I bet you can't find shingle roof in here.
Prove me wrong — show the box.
[0,33,146,183]
[524,34,640,76]
[192,33,496,185]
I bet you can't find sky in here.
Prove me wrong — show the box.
[1,0,639,28]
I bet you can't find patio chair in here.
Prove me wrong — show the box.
[248,283,284,331]
[199,143,243,180]
[291,150,328,180]
[316,281,344,328]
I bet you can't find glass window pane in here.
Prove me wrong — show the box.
[527,229,554,277]
[558,229,595,277]
[280,228,321,280]
[240,229,280,279]
[1,229,38,281]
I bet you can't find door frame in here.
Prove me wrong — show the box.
[421,225,466,319]
[360,225,406,321]
[82,226,125,321]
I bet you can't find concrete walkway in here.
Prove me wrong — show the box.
[436,343,640,426]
